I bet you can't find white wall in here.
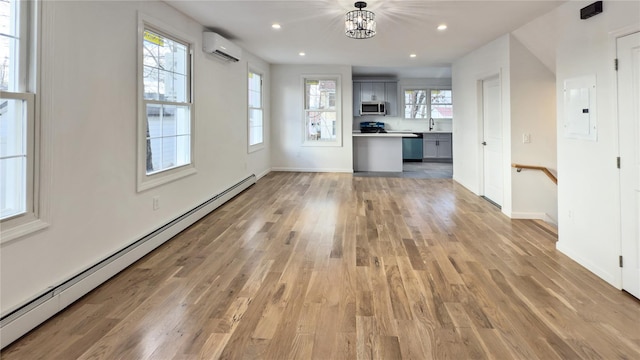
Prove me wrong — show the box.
[452,32,559,222]
[509,36,558,223]
[512,9,558,74]
[0,0,271,316]
[271,64,353,172]
[554,0,640,287]
[451,35,512,216]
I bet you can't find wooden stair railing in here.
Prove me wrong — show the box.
[512,163,557,185]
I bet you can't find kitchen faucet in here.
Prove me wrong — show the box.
[429,118,435,131]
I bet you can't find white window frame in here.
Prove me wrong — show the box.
[248,66,264,152]
[301,75,342,147]
[137,14,196,192]
[1,0,49,243]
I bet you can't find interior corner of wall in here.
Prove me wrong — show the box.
[544,213,558,226]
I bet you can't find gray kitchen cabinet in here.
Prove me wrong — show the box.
[438,134,452,158]
[360,82,386,102]
[353,82,361,116]
[354,80,398,116]
[423,133,452,160]
[424,135,438,158]
[385,82,398,116]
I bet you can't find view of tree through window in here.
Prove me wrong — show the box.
[142,28,191,175]
[404,89,429,118]
[431,90,452,119]
[304,78,337,142]
[404,89,453,120]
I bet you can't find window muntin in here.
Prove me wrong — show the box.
[304,78,337,142]
[141,28,192,176]
[248,71,263,147]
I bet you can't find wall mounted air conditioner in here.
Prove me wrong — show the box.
[203,32,241,62]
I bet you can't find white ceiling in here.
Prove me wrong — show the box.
[165,0,565,78]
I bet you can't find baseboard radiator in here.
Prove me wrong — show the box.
[0,174,256,349]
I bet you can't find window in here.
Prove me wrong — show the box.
[138,18,195,191]
[404,89,429,119]
[303,76,340,145]
[1,0,44,240]
[248,70,263,149]
[430,89,452,120]
[404,89,453,120]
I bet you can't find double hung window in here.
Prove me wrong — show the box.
[430,90,452,120]
[1,0,41,239]
[138,19,194,190]
[404,89,429,119]
[303,77,340,144]
[248,70,263,149]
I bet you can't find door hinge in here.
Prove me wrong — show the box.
[619,255,623,267]
[617,157,621,169]
[614,58,618,71]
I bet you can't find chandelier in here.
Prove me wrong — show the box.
[345,2,376,39]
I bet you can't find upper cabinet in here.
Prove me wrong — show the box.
[360,82,386,102]
[353,80,398,117]
[384,82,398,117]
[353,82,361,117]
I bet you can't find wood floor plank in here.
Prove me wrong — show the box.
[2,172,639,360]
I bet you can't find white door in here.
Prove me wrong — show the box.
[482,77,503,206]
[619,31,640,299]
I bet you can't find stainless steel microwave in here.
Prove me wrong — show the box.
[360,101,386,116]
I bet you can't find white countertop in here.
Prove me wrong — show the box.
[352,133,417,137]
[385,130,452,134]
[353,130,452,135]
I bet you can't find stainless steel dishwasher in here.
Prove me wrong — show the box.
[402,133,423,161]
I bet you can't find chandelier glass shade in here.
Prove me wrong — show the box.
[345,2,376,39]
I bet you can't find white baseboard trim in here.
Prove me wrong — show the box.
[255,168,272,180]
[556,242,619,289]
[271,167,353,173]
[510,212,558,225]
[0,175,257,349]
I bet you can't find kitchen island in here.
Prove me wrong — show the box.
[353,132,417,172]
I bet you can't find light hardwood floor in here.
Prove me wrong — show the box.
[2,172,639,359]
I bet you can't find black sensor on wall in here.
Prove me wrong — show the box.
[580,1,603,20]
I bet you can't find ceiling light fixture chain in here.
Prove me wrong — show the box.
[345,1,376,39]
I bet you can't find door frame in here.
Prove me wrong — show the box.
[609,24,640,289]
[612,26,640,293]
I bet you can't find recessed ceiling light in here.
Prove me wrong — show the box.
[410,54,417,58]
[272,23,281,30]
[299,52,306,56]
[437,24,448,31]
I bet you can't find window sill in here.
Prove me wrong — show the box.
[137,165,197,192]
[248,143,265,153]
[0,218,50,245]
[302,139,343,147]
